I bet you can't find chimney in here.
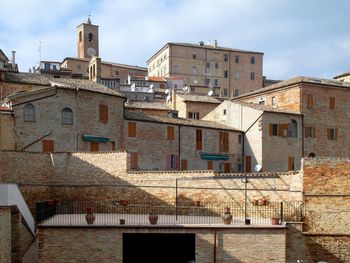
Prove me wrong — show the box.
[11,51,16,68]
[171,88,177,110]
[214,40,218,48]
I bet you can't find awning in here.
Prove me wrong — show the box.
[82,134,110,143]
[200,153,229,161]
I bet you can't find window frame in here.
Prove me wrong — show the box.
[23,103,36,122]
[62,107,73,125]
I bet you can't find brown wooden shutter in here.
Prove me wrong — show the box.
[304,127,308,138]
[207,161,213,170]
[90,142,99,152]
[111,142,115,151]
[335,128,338,140]
[128,122,136,137]
[312,127,316,138]
[223,163,231,173]
[269,123,273,136]
[307,95,313,109]
[130,152,138,170]
[99,104,108,123]
[196,129,202,150]
[329,97,335,109]
[288,156,295,171]
[42,140,54,153]
[245,156,251,173]
[181,159,187,170]
[167,126,175,140]
[282,123,289,137]
[326,128,330,140]
[278,124,282,137]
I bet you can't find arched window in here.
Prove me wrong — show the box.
[23,103,35,122]
[192,66,197,75]
[79,31,82,42]
[289,119,298,138]
[62,108,73,125]
[308,152,315,158]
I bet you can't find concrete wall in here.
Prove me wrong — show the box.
[38,226,286,263]
[11,88,125,152]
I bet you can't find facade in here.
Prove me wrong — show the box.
[334,71,350,82]
[204,100,303,172]
[125,101,171,116]
[0,50,18,72]
[147,42,263,98]
[234,76,350,158]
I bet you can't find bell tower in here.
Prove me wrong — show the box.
[77,16,99,59]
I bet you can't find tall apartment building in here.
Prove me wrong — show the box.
[147,42,263,97]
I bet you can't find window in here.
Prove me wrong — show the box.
[99,104,108,123]
[251,56,256,64]
[90,142,99,152]
[224,70,228,78]
[79,31,82,42]
[235,55,240,63]
[24,103,35,122]
[223,163,230,173]
[269,123,279,136]
[206,62,210,68]
[306,94,314,109]
[130,152,138,170]
[181,159,187,170]
[42,140,54,153]
[77,65,81,70]
[245,156,251,172]
[223,109,227,115]
[250,72,255,80]
[329,96,335,109]
[234,89,239,96]
[192,66,197,75]
[207,161,213,170]
[128,122,137,137]
[214,79,219,86]
[115,70,119,75]
[188,112,200,119]
[289,119,298,138]
[271,96,276,106]
[305,127,316,138]
[308,152,316,158]
[327,128,338,140]
[223,88,228,97]
[173,65,179,74]
[235,71,240,80]
[205,78,210,86]
[259,100,265,105]
[238,134,242,144]
[88,33,93,42]
[288,156,295,171]
[167,126,175,140]
[166,154,179,170]
[219,131,229,152]
[215,63,219,69]
[111,142,115,151]
[224,54,228,62]
[192,53,197,59]
[196,129,202,150]
[62,108,73,125]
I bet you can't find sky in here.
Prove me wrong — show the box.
[1,0,350,80]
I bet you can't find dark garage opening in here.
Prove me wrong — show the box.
[123,233,196,263]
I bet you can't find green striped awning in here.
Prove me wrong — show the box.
[200,153,229,161]
[82,134,110,143]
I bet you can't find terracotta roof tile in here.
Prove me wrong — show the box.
[177,93,221,104]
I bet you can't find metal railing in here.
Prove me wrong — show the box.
[37,200,304,226]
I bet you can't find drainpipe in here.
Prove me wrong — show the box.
[299,83,304,157]
[213,229,217,263]
[178,125,181,171]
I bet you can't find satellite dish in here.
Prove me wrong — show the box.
[208,90,214,96]
[145,76,149,81]
[166,94,171,102]
[183,85,189,92]
[254,164,262,172]
[165,89,169,94]
[148,84,154,93]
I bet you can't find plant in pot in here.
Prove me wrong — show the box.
[148,210,159,225]
[119,219,125,225]
[271,210,280,225]
[222,207,233,225]
[85,207,95,224]
[194,200,201,207]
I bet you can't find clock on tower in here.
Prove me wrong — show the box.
[77,17,99,59]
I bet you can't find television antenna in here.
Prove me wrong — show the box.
[38,41,43,63]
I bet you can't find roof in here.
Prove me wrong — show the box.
[334,72,350,79]
[0,49,9,61]
[177,93,221,104]
[62,57,147,71]
[125,101,170,111]
[131,75,167,82]
[234,76,350,99]
[233,101,301,115]
[4,72,125,98]
[125,110,241,131]
[147,42,263,63]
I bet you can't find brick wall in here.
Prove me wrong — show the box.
[0,112,15,151]
[38,226,286,263]
[0,207,11,263]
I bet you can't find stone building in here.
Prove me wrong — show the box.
[334,71,350,82]
[147,42,263,98]
[203,100,303,172]
[234,76,350,158]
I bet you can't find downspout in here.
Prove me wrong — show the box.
[178,125,181,171]
[213,229,217,263]
[300,83,304,158]
[74,88,78,151]
[240,105,244,172]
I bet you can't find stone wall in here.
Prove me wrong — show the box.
[0,207,11,263]
[38,226,286,263]
[0,111,15,151]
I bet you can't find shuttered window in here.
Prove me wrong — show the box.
[128,122,137,137]
[306,94,314,109]
[99,104,108,123]
[90,142,99,152]
[130,152,138,170]
[42,140,54,153]
[181,159,187,170]
[329,96,335,109]
[208,161,213,170]
[219,132,229,152]
[167,126,175,140]
[223,163,231,173]
[196,129,202,150]
[327,128,338,141]
[245,156,251,172]
[166,154,179,170]
[288,156,295,171]
[304,127,316,138]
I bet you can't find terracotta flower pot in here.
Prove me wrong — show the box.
[119,219,125,225]
[85,207,95,224]
[222,207,233,225]
[149,213,158,225]
[195,200,201,206]
[271,217,280,225]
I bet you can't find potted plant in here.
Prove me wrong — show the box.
[119,200,128,206]
[85,207,95,224]
[194,200,201,207]
[271,209,280,225]
[148,210,159,225]
[222,207,233,225]
[252,199,259,206]
[119,219,125,225]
